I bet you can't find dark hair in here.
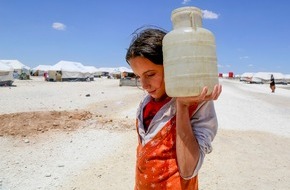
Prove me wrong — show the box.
[125,26,167,65]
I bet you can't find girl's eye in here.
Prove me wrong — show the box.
[145,73,155,78]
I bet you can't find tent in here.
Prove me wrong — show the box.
[285,74,290,84]
[0,61,14,86]
[96,66,134,79]
[110,67,134,79]
[118,66,133,73]
[48,60,90,81]
[240,72,254,82]
[84,66,99,80]
[250,72,286,84]
[118,67,135,78]
[32,65,52,76]
[0,60,30,75]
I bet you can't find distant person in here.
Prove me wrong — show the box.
[43,72,49,81]
[125,27,222,189]
[270,74,276,93]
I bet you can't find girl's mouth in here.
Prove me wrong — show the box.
[148,90,156,94]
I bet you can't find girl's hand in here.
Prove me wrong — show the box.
[176,84,222,107]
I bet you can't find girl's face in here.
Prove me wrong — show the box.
[128,56,166,100]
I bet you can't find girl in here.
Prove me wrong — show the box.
[126,27,222,190]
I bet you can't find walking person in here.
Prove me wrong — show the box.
[270,74,276,93]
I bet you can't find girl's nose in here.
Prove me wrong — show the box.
[140,78,149,90]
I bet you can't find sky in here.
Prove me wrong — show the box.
[0,0,290,75]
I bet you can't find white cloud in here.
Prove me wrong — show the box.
[202,10,219,19]
[248,64,254,67]
[240,56,250,59]
[52,22,66,31]
[182,0,191,5]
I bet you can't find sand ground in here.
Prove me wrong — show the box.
[0,77,290,190]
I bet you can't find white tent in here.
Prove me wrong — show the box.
[251,72,286,84]
[0,60,30,75]
[48,60,90,81]
[285,74,290,84]
[96,66,134,78]
[97,67,132,74]
[0,61,14,86]
[84,66,100,79]
[118,66,133,73]
[240,72,254,82]
[32,65,52,76]
[117,67,134,78]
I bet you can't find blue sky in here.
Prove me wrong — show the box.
[0,0,290,74]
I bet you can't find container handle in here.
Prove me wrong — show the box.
[190,12,197,31]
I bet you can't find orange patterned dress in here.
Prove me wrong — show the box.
[135,100,199,190]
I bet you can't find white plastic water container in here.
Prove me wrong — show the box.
[163,6,219,97]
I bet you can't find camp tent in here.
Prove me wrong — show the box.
[0,60,30,75]
[48,60,90,81]
[95,67,116,78]
[118,67,133,73]
[96,66,133,79]
[118,67,135,78]
[84,66,100,80]
[285,74,290,84]
[251,72,286,84]
[32,65,52,76]
[0,61,14,86]
[110,67,134,79]
[240,72,254,82]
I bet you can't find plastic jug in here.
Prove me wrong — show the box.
[162,6,218,97]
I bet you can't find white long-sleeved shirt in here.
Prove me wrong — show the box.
[136,95,218,178]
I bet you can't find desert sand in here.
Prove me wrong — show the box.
[0,77,290,190]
